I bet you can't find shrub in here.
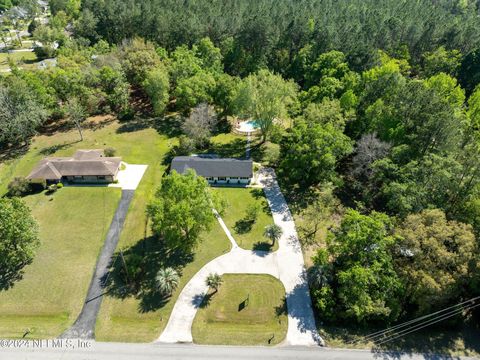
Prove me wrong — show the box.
[8,177,31,197]
[46,184,58,194]
[104,147,116,157]
[56,182,63,188]
[30,180,46,192]
[245,203,261,223]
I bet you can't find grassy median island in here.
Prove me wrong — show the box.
[192,274,287,346]
[214,188,277,251]
[0,187,121,338]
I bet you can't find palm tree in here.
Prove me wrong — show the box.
[264,224,283,246]
[156,267,179,296]
[206,273,223,293]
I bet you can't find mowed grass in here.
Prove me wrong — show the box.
[0,187,121,338]
[0,116,176,339]
[95,220,231,342]
[192,274,287,346]
[0,51,37,70]
[214,188,276,251]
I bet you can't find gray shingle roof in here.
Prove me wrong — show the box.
[171,156,252,178]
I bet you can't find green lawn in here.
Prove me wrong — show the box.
[214,188,277,251]
[0,187,121,338]
[0,51,37,70]
[95,219,230,342]
[192,274,287,346]
[0,116,177,339]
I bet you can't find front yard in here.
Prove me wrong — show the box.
[192,274,287,346]
[214,187,277,251]
[0,187,121,338]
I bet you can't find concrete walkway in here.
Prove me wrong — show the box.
[157,168,322,346]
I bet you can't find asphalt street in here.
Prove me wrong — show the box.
[0,342,478,360]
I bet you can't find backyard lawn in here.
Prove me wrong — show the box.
[192,274,287,346]
[214,187,277,251]
[0,187,121,338]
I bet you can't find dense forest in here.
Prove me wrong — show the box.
[1,0,480,333]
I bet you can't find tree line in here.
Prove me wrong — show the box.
[1,0,480,330]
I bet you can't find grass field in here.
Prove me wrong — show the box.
[192,274,287,346]
[0,187,121,338]
[0,51,37,71]
[214,188,276,251]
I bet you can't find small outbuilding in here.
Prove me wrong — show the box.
[171,156,253,185]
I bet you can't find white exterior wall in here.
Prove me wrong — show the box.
[206,176,251,185]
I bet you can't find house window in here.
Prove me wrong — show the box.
[205,177,213,181]
[218,177,226,181]
[74,176,83,180]
[230,177,238,180]
[241,177,250,180]
[98,176,106,180]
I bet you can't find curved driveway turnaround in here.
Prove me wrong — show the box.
[158,168,322,346]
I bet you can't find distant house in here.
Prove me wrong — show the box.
[27,150,122,184]
[171,156,253,185]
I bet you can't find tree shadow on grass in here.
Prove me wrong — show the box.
[0,143,29,162]
[102,235,194,313]
[116,117,154,134]
[275,296,288,317]
[207,137,248,159]
[38,141,79,156]
[234,219,254,234]
[249,188,272,215]
[0,262,29,292]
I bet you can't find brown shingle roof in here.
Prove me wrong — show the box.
[72,149,104,160]
[26,150,122,180]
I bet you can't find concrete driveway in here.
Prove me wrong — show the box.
[158,168,321,346]
[109,163,148,190]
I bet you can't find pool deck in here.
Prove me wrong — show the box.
[234,120,261,135]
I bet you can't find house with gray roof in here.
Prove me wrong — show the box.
[27,149,122,184]
[171,156,253,185]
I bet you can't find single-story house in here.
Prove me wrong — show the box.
[171,156,253,185]
[26,149,122,184]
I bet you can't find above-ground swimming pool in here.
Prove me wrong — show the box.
[236,120,260,133]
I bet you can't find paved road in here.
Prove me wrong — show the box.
[60,190,135,339]
[1,342,477,360]
[158,169,321,346]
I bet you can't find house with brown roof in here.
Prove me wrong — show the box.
[27,149,122,184]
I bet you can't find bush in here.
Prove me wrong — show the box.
[245,203,261,223]
[56,182,63,188]
[104,147,116,157]
[46,184,58,194]
[30,180,46,192]
[8,177,31,197]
